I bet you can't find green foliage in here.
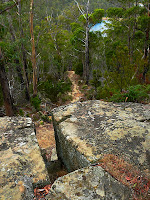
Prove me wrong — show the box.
[0,0,14,10]
[125,6,141,16]
[126,85,149,102]
[70,24,85,50]
[74,62,83,76]
[71,22,81,33]
[134,30,144,39]
[91,9,105,24]
[1,0,149,109]
[110,85,149,103]
[109,92,126,102]
[107,7,124,18]
[31,96,41,111]
[96,86,110,99]
[41,115,51,123]
[60,94,73,103]
[78,14,87,24]
[26,113,30,117]
[138,15,150,30]
[38,77,72,103]
[18,109,24,116]
[0,25,6,38]
[79,9,104,26]
[90,69,102,89]
[105,45,135,91]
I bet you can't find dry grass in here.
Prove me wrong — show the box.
[96,154,150,200]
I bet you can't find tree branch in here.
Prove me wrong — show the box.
[74,0,86,19]
[0,2,18,14]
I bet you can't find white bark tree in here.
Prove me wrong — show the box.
[74,0,90,84]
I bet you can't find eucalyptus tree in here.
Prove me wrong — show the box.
[30,0,38,97]
[0,0,32,104]
[73,0,104,83]
[104,0,150,92]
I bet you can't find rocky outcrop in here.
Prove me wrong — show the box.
[50,100,150,198]
[0,117,50,200]
[46,165,131,200]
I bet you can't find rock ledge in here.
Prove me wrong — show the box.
[0,117,50,200]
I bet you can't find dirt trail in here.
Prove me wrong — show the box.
[67,71,83,102]
[36,71,83,162]
[36,71,83,157]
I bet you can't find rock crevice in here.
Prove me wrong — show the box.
[47,100,150,199]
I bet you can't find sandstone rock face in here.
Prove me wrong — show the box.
[46,165,131,200]
[50,100,150,198]
[52,101,150,173]
[0,117,50,200]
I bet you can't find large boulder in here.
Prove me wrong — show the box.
[49,100,150,199]
[46,165,131,200]
[52,100,150,173]
[0,117,50,200]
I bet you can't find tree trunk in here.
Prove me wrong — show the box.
[142,2,150,83]
[18,0,30,101]
[30,0,37,97]
[0,47,14,116]
[7,9,30,100]
[85,0,90,84]
[7,13,24,87]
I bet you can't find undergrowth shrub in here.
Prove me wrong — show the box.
[19,109,24,116]
[73,62,83,76]
[90,69,102,90]
[110,85,149,103]
[38,77,72,103]
[31,96,41,111]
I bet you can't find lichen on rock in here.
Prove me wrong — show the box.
[50,100,150,198]
[0,117,50,200]
[46,165,131,200]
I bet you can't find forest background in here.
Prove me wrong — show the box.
[0,0,150,117]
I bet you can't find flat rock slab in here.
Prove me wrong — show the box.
[52,100,150,174]
[46,165,131,200]
[0,117,50,200]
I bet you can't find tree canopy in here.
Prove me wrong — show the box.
[0,0,149,115]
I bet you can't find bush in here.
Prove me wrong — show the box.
[74,62,83,76]
[110,85,149,103]
[38,77,72,103]
[31,96,41,111]
[41,115,51,123]
[126,85,148,102]
[109,92,126,102]
[19,109,24,116]
[90,69,102,90]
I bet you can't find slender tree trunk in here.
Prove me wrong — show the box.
[0,47,14,116]
[30,0,37,97]
[85,0,90,84]
[7,9,30,100]
[74,0,90,84]
[7,13,24,87]
[128,2,132,62]
[142,2,150,83]
[18,0,30,100]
